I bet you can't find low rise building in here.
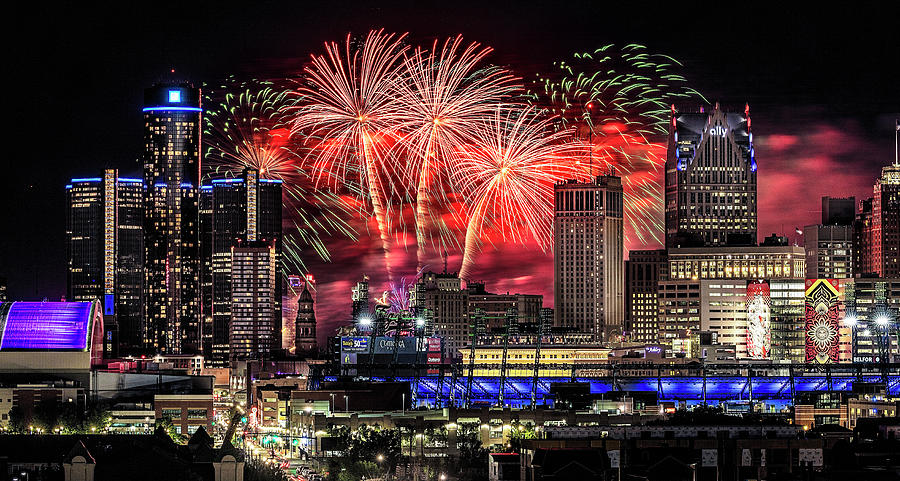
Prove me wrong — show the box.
[154,394,214,435]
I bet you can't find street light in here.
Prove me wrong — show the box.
[875,315,890,327]
[843,316,858,328]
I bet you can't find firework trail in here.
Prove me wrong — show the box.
[453,106,586,279]
[203,77,357,273]
[394,35,518,267]
[292,30,409,281]
[374,267,425,313]
[528,43,706,246]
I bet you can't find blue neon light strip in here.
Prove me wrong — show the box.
[259,179,283,184]
[200,185,213,191]
[142,106,202,112]
[0,302,93,350]
[71,178,102,183]
[65,185,72,189]
[212,178,244,184]
[117,178,143,183]
[180,183,193,189]
[318,374,900,407]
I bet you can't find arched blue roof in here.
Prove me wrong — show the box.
[0,301,99,351]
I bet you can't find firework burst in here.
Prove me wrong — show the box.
[394,35,519,266]
[528,43,706,246]
[203,77,357,271]
[292,30,410,281]
[453,106,586,279]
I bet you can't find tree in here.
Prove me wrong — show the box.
[456,431,489,481]
[7,406,27,433]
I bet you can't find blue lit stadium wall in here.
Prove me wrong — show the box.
[319,374,900,408]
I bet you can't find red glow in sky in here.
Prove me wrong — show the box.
[303,113,893,344]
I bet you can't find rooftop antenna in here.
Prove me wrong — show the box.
[894,119,899,167]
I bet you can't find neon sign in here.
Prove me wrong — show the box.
[709,125,727,137]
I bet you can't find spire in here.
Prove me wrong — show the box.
[894,118,899,167]
[299,283,313,303]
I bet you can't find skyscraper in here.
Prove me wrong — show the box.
[804,225,853,279]
[854,198,875,276]
[658,245,805,352]
[143,83,202,354]
[665,103,756,247]
[351,276,371,322]
[202,169,282,364]
[282,275,304,353]
[871,163,900,277]
[295,283,317,356]
[412,272,468,358]
[230,241,277,361]
[66,170,144,354]
[625,249,667,344]
[805,196,855,279]
[553,175,624,341]
[855,163,900,278]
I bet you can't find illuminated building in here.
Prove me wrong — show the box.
[701,280,749,357]
[665,245,805,280]
[769,279,806,362]
[857,163,900,277]
[625,249,667,343]
[201,169,282,364]
[459,344,613,377]
[843,278,900,363]
[854,198,875,276]
[229,241,277,361]
[665,103,756,248]
[199,182,213,357]
[553,175,624,341]
[0,301,105,373]
[143,83,202,354]
[351,276,371,323]
[804,225,853,279]
[282,275,303,352]
[804,279,853,364]
[295,282,317,355]
[412,272,469,358]
[66,171,144,355]
[658,246,805,351]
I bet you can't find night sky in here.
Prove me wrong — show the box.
[3,2,898,338]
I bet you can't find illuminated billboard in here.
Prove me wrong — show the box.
[340,336,370,353]
[804,279,841,364]
[746,281,771,359]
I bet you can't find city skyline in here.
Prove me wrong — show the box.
[3,2,899,342]
[2,5,900,480]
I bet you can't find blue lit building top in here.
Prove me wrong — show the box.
[143,83,201,112]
